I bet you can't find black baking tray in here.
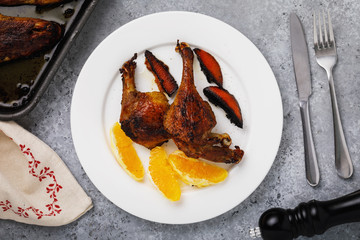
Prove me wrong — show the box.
[0,0,98,120]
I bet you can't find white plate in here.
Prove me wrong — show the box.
[71,11,283,224]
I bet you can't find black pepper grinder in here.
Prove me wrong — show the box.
[249,190,360,239]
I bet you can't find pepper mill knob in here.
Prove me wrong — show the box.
[258,208,295,240]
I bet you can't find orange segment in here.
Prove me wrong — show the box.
[149,146,181,201]
[168,150,228,187]
[110,122,144,181]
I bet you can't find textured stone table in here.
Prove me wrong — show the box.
[1,0,360,239]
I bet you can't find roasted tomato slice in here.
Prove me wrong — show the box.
[203,86,243,128]
[145,50,178,97]
[194,48,223,87]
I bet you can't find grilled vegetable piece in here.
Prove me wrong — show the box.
[0,14,63,64]
[145,50,178,97]
[194,48,223,87]
[203,86,243,128]
[0,0,66,6]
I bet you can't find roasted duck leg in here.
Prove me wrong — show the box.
[163,41,244,164]
[0,14,63,64]
[0,0,66,6]
[119,54,170,149]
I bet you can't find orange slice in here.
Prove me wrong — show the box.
[110,122,144,181]
[168,150,228,187]
[149,146,181,201]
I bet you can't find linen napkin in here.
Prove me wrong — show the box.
[0,121,92,226]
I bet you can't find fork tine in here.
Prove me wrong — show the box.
[328,10,335,46]
[323,10,328,47]
[318,12,323,48]
[313,12,318,48]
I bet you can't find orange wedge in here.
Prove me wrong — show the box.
[168,150,228,187]
[110,122,144,181]
[149,146,181,201]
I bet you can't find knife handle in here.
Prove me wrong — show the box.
[257,189,360,240]
[299,100,320,186]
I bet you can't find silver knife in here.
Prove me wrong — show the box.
[290,13,320,186]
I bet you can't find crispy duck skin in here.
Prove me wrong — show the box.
[0,0,65,6]
[163,41,244,164]
[0,14,63,64]
[145,50,178,97]
[194,48,223,87]
[204,86,243,128]
[120,54,171,149]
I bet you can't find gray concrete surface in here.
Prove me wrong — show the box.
[1,0,360,239]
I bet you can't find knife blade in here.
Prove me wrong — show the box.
[290,13,312,101]
[290,13,320,186]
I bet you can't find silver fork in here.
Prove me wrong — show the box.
[313,10,353,178]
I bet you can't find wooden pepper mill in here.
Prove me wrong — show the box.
[249,190,360,239]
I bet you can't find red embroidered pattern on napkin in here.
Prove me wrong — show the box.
[0,143,63,219]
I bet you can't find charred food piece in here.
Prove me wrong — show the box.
[145,50,178,97]
[204,86,243,128]
[194,48,223,87]
[163,41,244,164]
[0,14,63,64]
[0,0,66,6]
[120,54,171,149]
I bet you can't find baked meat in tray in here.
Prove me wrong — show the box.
[0,0,98,120]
